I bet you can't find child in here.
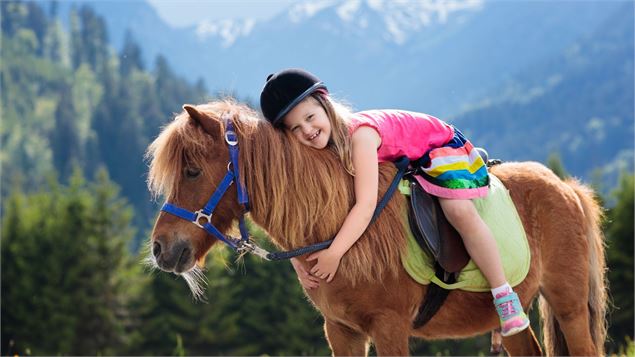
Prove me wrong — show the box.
[259,68,530,336]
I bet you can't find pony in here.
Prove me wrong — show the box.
[145,99,608,356]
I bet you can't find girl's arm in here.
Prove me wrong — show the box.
[307,126,381,281]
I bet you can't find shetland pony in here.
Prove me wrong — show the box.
[146,100,607,356]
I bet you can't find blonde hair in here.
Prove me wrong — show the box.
[311,93,356,175]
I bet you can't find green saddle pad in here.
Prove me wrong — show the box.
[399,174,530,291]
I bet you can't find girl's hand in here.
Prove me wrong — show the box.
[290,257,320,290]
[307,248,343,283]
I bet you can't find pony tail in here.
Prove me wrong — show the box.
[540,179,608,356]
[313,94,355,176]
[567,179,608,356]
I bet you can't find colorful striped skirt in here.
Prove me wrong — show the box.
[413,128,490,199]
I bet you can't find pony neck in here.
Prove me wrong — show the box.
[238,120,353,251]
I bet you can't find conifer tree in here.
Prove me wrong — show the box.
[52,83,80,179]
[119,30,145,76]
[127,264,202,355]
[547,152,569,179]
[78,5,109,74]
[1,169,138,355]
[69,6,83,69]
[606,172,634,346]
[25,1,47,55]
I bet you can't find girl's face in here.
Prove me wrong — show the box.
[282,96,332,149]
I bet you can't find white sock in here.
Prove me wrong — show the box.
[491,282,512,298]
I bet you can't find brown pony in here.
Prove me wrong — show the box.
[146,100,607,356]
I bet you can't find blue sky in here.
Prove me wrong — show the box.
[146,0,295,27]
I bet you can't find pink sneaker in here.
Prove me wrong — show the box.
[494,291,530,337]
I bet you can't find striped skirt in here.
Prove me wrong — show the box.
[413,128,490,199]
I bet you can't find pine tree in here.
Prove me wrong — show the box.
[51,83,80,179]
[1,1,27,37]
[119,30,144,76]
[25,1,47,55]
[69,6,83,69]
[606,172,634,347]
[1,169,139,355]
[547,152,569,179]
[78,5,109,74]
[127,266,202,355]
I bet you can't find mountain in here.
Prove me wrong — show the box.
[452,2,634,183]
[57,0,625,115]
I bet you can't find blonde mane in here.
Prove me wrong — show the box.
[146,99,407,284]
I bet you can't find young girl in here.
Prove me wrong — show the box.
[259,68,530,337]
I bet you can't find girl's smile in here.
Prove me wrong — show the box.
[283,97,331,149]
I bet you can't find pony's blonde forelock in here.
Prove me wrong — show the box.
[146,99,258,200]
[147,99,407,284]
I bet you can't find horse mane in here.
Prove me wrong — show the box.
[147,99,408,284]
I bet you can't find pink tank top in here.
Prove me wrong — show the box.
[349,110,455,162]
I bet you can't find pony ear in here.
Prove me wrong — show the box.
[183,104,221,139]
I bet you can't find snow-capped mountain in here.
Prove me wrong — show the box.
[196,18,256,47]
[285,0,483,45]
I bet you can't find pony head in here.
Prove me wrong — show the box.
[145,100,258,293]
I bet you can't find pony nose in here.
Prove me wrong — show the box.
[152,235,194,273]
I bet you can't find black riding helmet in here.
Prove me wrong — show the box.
[260,68,328,127]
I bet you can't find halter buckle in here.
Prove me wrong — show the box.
[193,210,213,229]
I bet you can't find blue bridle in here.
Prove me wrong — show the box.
[160,115,267,256]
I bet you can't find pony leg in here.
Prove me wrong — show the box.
[368,313,410,356]
[502,326,542,356]
[324,320,369,356]
[541,283,597,355]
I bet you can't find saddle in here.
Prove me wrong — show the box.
[406,177,470,274]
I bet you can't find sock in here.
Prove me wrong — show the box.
[491,282,512,298]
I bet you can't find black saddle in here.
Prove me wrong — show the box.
[406,178,470,274]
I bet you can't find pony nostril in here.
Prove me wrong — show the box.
[152,241,162,258]
[179,247,191,266]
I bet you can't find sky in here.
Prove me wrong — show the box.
[146,0,296,27]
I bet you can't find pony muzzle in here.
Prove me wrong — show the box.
[152,235,196,273]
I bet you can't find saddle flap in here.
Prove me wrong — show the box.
[408,177,470,274]
[408,182,441,258]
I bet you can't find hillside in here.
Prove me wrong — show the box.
[452,2,634,183]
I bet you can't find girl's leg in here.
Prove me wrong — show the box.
[438,198,530,336]
[437,198,506,288]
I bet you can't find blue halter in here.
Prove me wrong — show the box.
[160,115,263,255]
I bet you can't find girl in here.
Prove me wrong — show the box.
[259,68,530,336]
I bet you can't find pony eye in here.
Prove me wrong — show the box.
[184,167,201,178]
